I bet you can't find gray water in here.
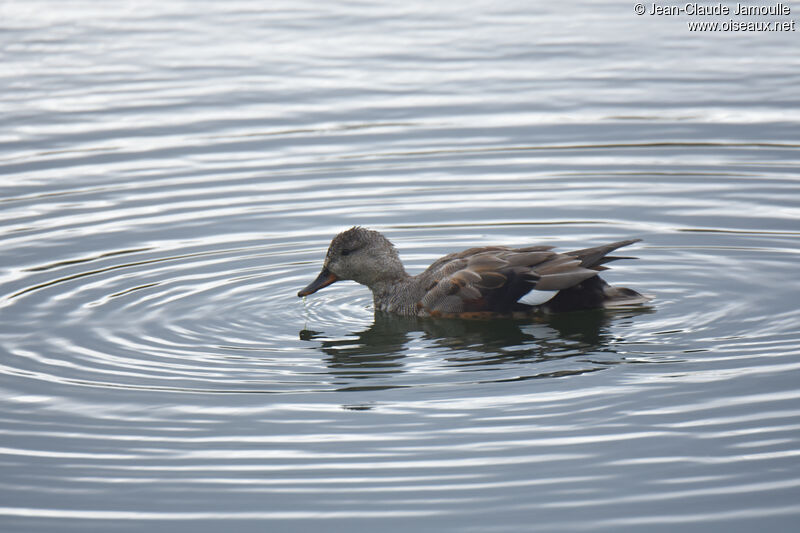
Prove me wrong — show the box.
[2,1,800,531]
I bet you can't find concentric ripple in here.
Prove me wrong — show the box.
[3,135,800,531]
[0,221,643,394]
[2,184,799,396]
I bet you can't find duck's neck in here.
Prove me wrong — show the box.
[350,246,412,312]
[367,268,414,314]
[368,268,410,296]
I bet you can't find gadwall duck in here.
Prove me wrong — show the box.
[298,227,651,318]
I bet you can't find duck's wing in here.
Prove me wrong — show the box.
[416,239,647,316]
[416,246,606,315]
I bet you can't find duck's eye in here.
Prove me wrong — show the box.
[341,249,351,256]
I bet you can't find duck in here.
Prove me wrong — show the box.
[298,227,651,318]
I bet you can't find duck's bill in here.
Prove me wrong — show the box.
[297,268,338,297]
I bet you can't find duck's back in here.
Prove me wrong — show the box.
[404,240,649,318]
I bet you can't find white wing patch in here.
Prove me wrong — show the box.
[517,289,559,306]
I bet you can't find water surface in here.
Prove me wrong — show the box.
[2,1,800,531]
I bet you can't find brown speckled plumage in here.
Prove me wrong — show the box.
[298,227,650,317]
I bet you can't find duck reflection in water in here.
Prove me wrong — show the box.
[299,307,654,386]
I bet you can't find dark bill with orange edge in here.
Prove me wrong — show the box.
[298,268,338,297]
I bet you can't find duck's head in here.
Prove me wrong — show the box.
[297,226,406,297]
